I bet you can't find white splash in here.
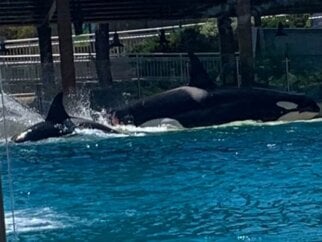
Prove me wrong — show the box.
[5,207,70,234]
[0,94,42,138]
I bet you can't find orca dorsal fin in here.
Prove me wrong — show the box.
[45,92,70,123]
[188,51,216,90]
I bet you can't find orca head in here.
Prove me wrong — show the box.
[276,96,320,121]
[45,92,70,124]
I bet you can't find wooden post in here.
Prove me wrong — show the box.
[236,0,254,87]
[95,23,113,87]
[217,16,237,86]
[37,22,55,113]
[56,0,76,93]
[254,13,262,27]
[38,23,55,87]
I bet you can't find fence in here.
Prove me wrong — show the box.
[0,52,222,93]
[1,52,321,94]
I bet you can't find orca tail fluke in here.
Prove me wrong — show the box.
[45,92,70,123]
[188,51,216,90]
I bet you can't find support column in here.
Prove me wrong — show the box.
[217,16,236,86]
[236,0,254,87]
[37,23,55,87]
[56,0,76,93]
[95,23,113,87]
[254,13,262,27]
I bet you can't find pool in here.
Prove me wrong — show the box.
[1,120,322,241]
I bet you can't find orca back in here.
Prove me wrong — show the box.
[188,52,215,90]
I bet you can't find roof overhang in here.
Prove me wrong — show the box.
[0,0,322,26]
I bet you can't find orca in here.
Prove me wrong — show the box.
[12,93,119,143]
[110,53,320,128]
[112,86,320,128]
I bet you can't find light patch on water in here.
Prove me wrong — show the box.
[5,207,70,234]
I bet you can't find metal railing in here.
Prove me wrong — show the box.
[0,52,222,87]
[1,50,320,99]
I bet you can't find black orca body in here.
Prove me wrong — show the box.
[112,53,320,128]
[113,86,320,128]
[12,93,118,143]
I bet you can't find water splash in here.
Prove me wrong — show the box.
[5,208,70,234]
[0,94,42,138]
[3,88,322,141]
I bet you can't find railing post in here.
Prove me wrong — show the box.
[136,54,141,98]
[36,83,44,114]
[180,53,184,83]
[285,57,290,92]
[236,56,241,88]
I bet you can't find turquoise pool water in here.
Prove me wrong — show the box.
[2,121,322,241]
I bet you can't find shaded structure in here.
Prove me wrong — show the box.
[0,1,321,240]
[1,0,322,25]
[1,0,322,91]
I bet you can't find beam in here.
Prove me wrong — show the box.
[236,0,254,87]
[39,0,56,27]
[3,0,322,26]
[56,0,76,93]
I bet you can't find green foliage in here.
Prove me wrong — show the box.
[255,54,322,95]
[0,26,37,40]
[131,36,160,53]
[261,14,312,28]
[130,21,219,53]
[200,20,218,37]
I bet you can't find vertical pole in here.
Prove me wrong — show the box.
[37,23,55,113]
[254,14,262,27]
[286,57,290,92]
[180,53,184,83]
[236,0,254,87]
[236,56,241,88]
[56,0,76,93]
[0,60,7,242]
[0,186,6,242]
[95,23,113,87]
[217,16,237,86]
[136,54,141,98]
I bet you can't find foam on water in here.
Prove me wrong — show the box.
[5,207,69,234]
[74,128,131,138]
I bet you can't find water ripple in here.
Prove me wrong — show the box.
[1,121,322,241]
